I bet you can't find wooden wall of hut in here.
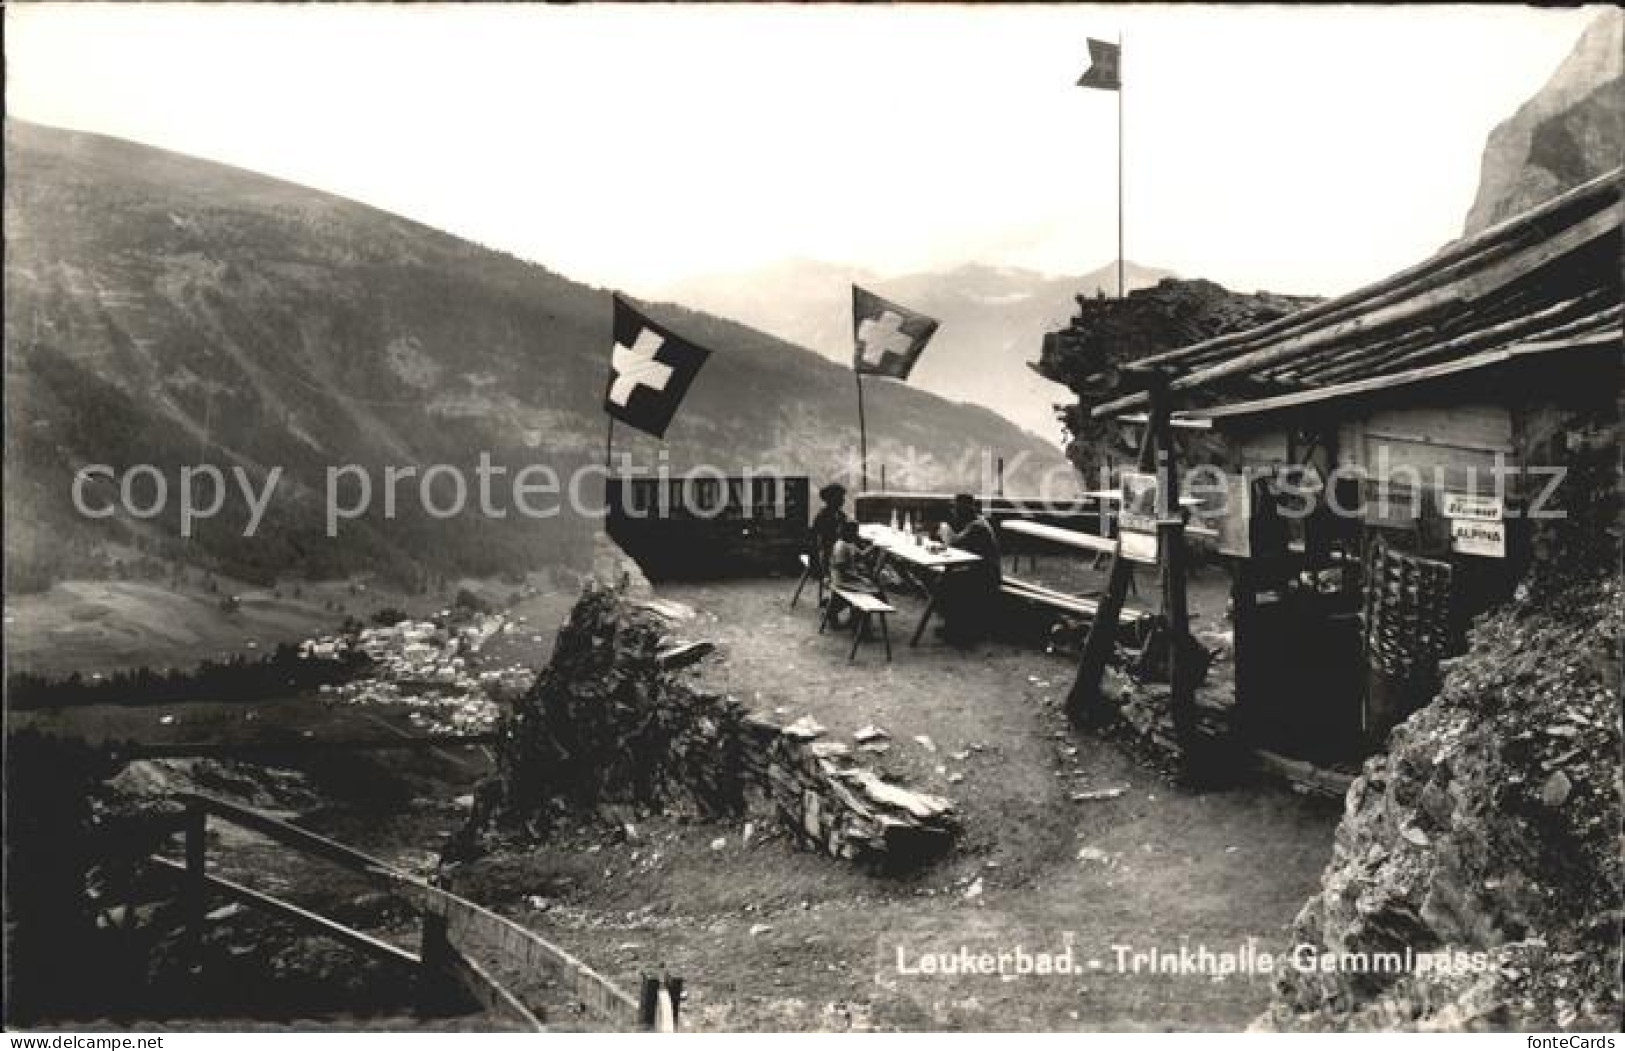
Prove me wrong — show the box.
[1210,346,1618,760]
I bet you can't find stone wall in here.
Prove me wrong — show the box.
[741,714,958,868]
[477,583,958,869]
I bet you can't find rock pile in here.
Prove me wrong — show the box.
[479,584,960,868]
[743,713,959,867]
[1097,656,1239,783]
[1033,278,1319,472]
[303,613,536,736]
[1261,574,1622,1031]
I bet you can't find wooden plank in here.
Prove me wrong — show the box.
[177,793,430,895]
[150,856,421,968]
[1253,749,1355,798]
[1000,582,1097,617]
[1304,299,1620,386]
[429,889,643,1029]
[1001,519,1117,554]
[833,589,894,613]
[1002,576,1150,622]
[1296,290,1609,385]
[1360,436,1504,493]
[435,938,545,1031]
[1114,412,1213,430]
[120,735,500,760]
[156,795,645,1030]
[1180,333,1619,422]
[1363,400,1514,452]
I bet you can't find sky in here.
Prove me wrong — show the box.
[5,3,1601,298]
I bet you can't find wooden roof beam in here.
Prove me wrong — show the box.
[1291,288,1608,385]
[1131,167,1622,373]
[1093,199,1622,418]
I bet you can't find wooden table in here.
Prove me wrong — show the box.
[858,524,983,646]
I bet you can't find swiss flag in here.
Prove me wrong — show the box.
[1077,37,1121,91]
[603,295,712,439]
[852,284,939,381]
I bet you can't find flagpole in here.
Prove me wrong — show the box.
[1117,30,1124,299]
[854,369,869,492]
[606,291,621,472]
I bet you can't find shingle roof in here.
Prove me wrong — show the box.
[1092,168,1623,420]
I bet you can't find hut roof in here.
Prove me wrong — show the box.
[1092,168,1623,421]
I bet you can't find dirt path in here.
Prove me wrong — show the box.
[460,578,1338,1031]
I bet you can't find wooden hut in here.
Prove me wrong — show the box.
[1089,168,1621,761]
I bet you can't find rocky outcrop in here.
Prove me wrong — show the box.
[468,584,958,868]
[1262,575,1623,1031]
[1463,10,1623,235]
[1035,278,1318,472]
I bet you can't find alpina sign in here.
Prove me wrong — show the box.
[1444,491,1506,557]
[1450,518,1506,558]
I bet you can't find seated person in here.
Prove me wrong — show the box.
[828,520,882,627]
[935,493,1002,644]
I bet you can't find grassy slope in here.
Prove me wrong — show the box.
[4,120,1068,595]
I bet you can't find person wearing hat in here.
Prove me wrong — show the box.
[935,493,1001,644]
[808,482,849,592]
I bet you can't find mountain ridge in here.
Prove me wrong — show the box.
[4,120,1067,591]
[660,257,1174,439]
[1463,8,1623,234]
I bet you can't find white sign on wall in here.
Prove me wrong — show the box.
[1442,492,1503,522]
[1450,518,1505,558]
[1120,528,1159,564]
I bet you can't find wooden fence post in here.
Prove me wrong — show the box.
[638,974,659,1030]
[666,976,684,1031]
[417,907,453,1012]
[183,803,207,961]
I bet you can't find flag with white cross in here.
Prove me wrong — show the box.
[603,294,712,439]
[851,284,939,381]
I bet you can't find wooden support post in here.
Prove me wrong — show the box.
[1148,377,1198,758]
[183,804,207,960]
[1229,566,1258,743]
[1065,408,1157,725]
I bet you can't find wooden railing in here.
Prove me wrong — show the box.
[155,792,680,1031]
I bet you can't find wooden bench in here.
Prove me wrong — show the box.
[819,586,894,662]
[1001,519,1118,556]
[1000,518,1136,591]
[789,552,826,610]
[1000,576,1153,645]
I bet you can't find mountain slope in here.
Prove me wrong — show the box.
[1463,8,1623,234]
[3,121,1067,591]
[660,258,1173,440]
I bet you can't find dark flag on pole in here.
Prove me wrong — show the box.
[604,295,712,439]
[852,285,939,381]
[1077,37,1121,91]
